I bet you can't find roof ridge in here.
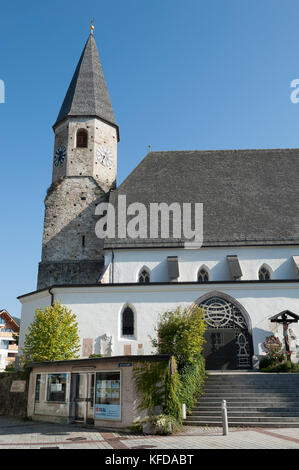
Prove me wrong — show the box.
[149,147,299,154]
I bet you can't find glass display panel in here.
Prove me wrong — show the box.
[94,372,120,420]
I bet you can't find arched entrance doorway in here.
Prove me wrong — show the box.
[196,292,253,370]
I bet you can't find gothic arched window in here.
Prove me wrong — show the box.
[258,266,271,281]
[197,267,209,283]
[122,307,134,336]
[138,267,150,284]
[76,129,88,148]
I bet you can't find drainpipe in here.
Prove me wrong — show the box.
[111,250,114,284]
[48,287,54,306]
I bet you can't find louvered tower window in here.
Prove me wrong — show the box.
[76,129,88,148]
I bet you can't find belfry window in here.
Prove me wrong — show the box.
[198,267,209,283]
[122,307,134,336]
[259,266,271,281]
[76,129,88,148]
[138,268,150,284]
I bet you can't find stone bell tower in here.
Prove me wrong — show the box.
[37,29,119,290]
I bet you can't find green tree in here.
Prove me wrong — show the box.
[152,305,206,367]
[22,301,80,363]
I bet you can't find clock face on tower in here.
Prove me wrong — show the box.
[96,146,113,167]
[54,146,66,167]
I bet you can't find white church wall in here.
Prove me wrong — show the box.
[19,282,299,364]
[18,292,52,358]
[104,246,299,283]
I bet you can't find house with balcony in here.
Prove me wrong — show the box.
[0,310,20,371]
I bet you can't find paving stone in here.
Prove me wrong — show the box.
[0,416,299,449]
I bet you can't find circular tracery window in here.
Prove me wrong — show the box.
[200,297,247,329]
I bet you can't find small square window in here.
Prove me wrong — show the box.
[47,373,67,402]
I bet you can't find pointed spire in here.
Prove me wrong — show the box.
[54,33,118,137]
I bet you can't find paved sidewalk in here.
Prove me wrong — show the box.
[0,417,299,449]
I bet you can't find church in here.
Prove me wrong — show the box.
[18,29,299,371]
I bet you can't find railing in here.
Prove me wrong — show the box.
[0,332,14,338]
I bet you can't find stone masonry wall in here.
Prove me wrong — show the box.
[0,371,29,418]
[37,176,107,289]
[37,259,104,290]
[42,177,105,261]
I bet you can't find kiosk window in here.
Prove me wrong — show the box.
[95,372,120,420]
[47,373,67,402]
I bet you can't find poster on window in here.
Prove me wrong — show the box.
[94,404,121,419]
[95,372,121,420]
[51,383,62,392]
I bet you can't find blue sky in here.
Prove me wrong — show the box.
[1,0,299,317]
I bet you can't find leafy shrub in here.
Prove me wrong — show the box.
[129,420,145,434]
[259,356,273,370]
[177,356,206,413]
[164,358,183,422]
[151,305,206,367]
[130,414,182,435]
[267,347,285,364]
[4,365,16,372]
[133,355,206,426]
[133,305,207,433]
[133,357,183,423]
[149,414,181,435]
[260,360,299,373]
[133,360,170,412]
[259,345,285,370]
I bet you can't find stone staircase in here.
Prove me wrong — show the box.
[184,372,299,428]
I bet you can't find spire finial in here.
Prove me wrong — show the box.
[90,18,95,35]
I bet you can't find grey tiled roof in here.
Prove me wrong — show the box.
[54,34,117,131]
[104,148,299,249]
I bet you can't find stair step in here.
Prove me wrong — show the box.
[186,415,299,422]
[206,378,299,381]
[204,385,299,388]
[183,420,299,428]
[191,403,299,414]
[197,398,299,404]
[206,376,299,379]
[189,411,299,417]
[206,372,299,376]
[203,385,299,389]
[202,391,299,399]
[204,380,299,383]
[193,372,299,427]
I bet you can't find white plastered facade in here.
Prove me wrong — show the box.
[19,243,299,368]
